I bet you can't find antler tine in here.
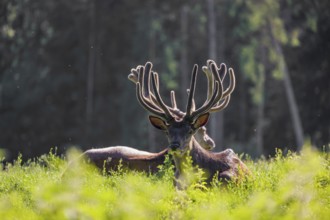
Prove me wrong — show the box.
[222,67,236,97]
[202,60,225,104]
[129,66,157,105]
[190,81,220,121]
[138,65,154,104]
[135,63,157,103]
[154,72,160,90]
[150,72,173,121]
[143,62,153,97]
[202,60,236,112]
[138,65,144,90]
[219,63,227,81]
[210,95,231,113]
[131,62,171,121]
[209,66,235,112]
[136,82,167,119]
[170,90,177,109]
[207,59,227,82]
[150,76,186,119]
[185,64,198,117]
[149,72,162,105]
[130,60,235,122]
[202,65,214,102]
[128,68,139,83]
[209,61,224,104]
[170,90,187,120]
[129,63,185,120]
[185,62,223,122]
[186,89,196,111]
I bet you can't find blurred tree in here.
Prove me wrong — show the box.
[86,0,97,124]
[180,5,189,106]
[0,0,329,160]
[207,0,225,150]
[229,0,323,154]
[284,0,330,149]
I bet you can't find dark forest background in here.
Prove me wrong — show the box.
[0,0,329,160]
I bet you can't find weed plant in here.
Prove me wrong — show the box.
[0,146,329,219]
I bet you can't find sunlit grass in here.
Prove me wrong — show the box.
[0,146,329,219]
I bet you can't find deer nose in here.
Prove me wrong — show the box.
[169,142,180,150]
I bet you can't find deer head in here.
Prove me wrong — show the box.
[128,60,235,154]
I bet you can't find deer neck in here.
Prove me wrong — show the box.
[175,138,217,172]
[172,136,207,178]
[172,137,211,189]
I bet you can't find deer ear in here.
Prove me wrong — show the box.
[149,116,167,130]
[192,113,210,129]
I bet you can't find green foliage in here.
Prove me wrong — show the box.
[0,147,329,219]
[155,154,175,181]
[161,44,179,90]
[235,0,319,105]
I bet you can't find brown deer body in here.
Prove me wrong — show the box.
[133,60,249,188]
[83,146,168,173]
[82,126,215,174]
[80,63,216,174]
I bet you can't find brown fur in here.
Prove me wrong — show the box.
[177,139,249,186]
[82,146,169,174]
[80,142,249,187]
[78,127,215,174]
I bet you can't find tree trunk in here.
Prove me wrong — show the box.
[238,76,247,143]
[207,0,225,150]
[180,5,189,105]
[0,84,2,108]
[148,10,156,152]
[270,25,304,151]
[256,46,266,155]
[256,96,265,155]
[86,0,97,124]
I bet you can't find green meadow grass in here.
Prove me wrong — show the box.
[0,146,329,220]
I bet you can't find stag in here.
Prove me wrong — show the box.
[80,63,215,174]
[135,60,249,189]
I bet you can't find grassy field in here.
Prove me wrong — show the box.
[0,146,329,220]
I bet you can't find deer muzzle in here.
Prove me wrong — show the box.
[169,142,180,150]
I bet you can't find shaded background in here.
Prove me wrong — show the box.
[0,0,329,160]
